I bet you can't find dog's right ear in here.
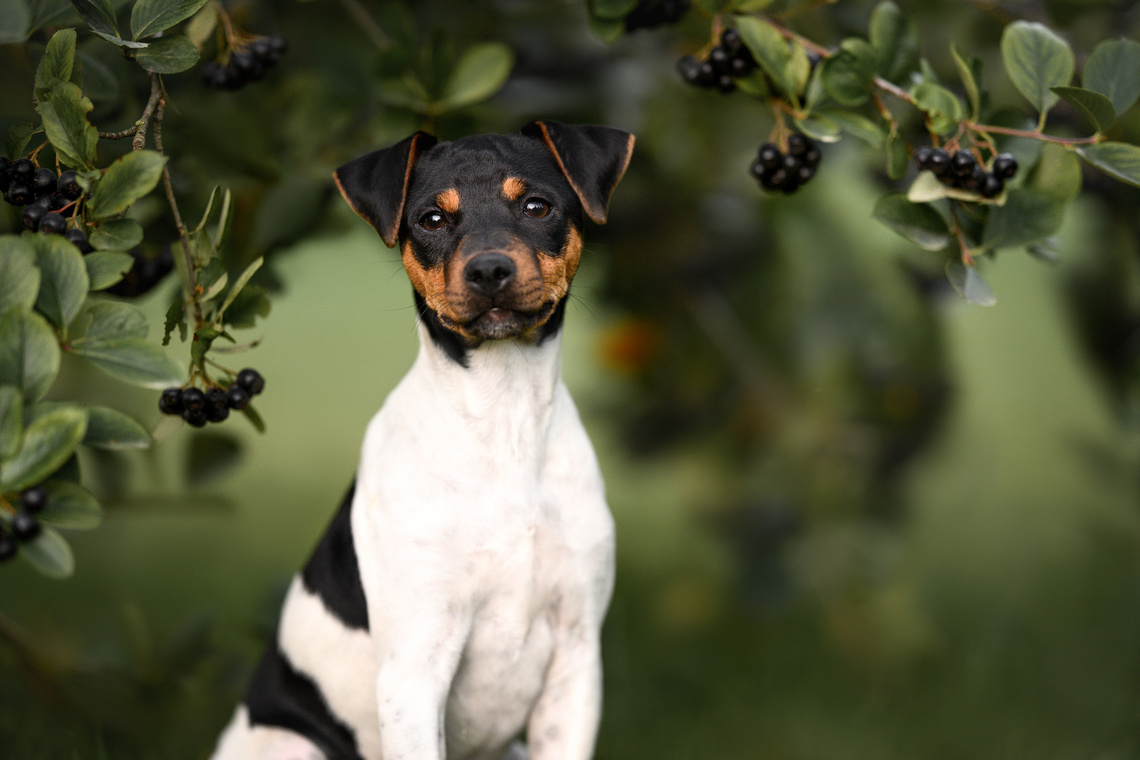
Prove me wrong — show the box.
[334,132,438,248]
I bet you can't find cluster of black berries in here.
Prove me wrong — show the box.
[0,486,48,563]
[1,158,92,251]
[159,369,265,428]
[676,28,757,94]
[914,147,1018,199]
[750,134,822,194]
[624,0,689,31]
[106,247,174,298]
[200,36,288,91]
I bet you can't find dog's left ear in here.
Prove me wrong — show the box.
[334,131,439,248]
[522,121,634,224]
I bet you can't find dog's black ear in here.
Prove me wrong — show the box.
[521,121,634,224]
[334,132,438,248]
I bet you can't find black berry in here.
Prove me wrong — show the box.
[267,35,288,55]
[226,384,250,411]
[979,173,1004,198]
[992,153,1018,180]
[236,368,265,395]
[58,170,82,200]
[676,55,702,85]
[927,148,951,177]
[21,204,46,231]
[159,387,184,415]
[9,158,34,183]
[182,386,207,413]
[39,212,66,235]
[914,146,935,170]
[758,143,782,171]
[32,168,57,197]
[20,486,47,514]
[182,408,208,428]
[205,387,230,422]
[6,183,33,206]
[951,149,976,177]
[0,156,10,192]
[786,134,808,156]
[64,228,93,253]
[0,531,16,562]
[11,511,40,542]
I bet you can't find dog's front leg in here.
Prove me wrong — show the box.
[524,631,603,760]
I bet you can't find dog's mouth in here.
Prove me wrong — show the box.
[462,303,553,341]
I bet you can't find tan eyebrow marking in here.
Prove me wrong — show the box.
[436,188,460,214]
[502,177,526,201]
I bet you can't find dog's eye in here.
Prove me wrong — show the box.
[523,198,552,219]
[419,210,446,231]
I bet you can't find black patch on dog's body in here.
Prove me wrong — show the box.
[246,641,364,760]
[415,289,472,367]
[301,480,369,631]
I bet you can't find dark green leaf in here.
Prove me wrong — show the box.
[6,122,38,160]
[41,480,102,529]
[951,43,982,119]
[69,337,183,388]
[1076,142,1140,187]
[20,525,74,578]
[869,1,918,84]
[1082,38,1140,116]
[35,81,98,169]
[589,0,639,19]
[30,233,89,329]
[0,237,41,314]
[251,178,330,252]
[886,132,908,180]
[910,81,963,135]
[90,218,144,251]
[737,17,800,102]
[794,114,841,143]
[0,406,87,492]
[1051,86,1116,133]
[218,257,263,320]
[35,27,76,91]
[438,42,514,110]
[820,38,876,106]
[130,0,208,39]
[163,296,186,346]
[68,0,119,39]
[1000,20,1074,113]
[1027,142,1082,201]
[820,109,885,148]
[220,283,270,330]
[187,431,241,486]
[872,194,951,251]
[29,0,74,32]
[134,34,199,73]
[946,260,997,306]
[72,300,148,343]
[85,251,134,291]
[91,29,148,48]
[982,188,1066,249]
[241,402,265,433]
[88,150,167,219]
[0,0,31,44]
[76,48,121,103]
[83,406,150,449]
[0,385,22,459]
[0,307,60,401]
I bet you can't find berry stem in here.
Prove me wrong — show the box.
[965,120,1101,145]
[210,0,242,49]
[949,205,975,267]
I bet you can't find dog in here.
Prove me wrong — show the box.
[210,121,634,760]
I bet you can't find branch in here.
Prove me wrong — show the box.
[965,120,1102,146]
[97,72,163,149]
[153,97,202,326]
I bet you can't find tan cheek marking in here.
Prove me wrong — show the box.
[435,188,460,215]
[501,177,526,201]
[402,240,449,315]
[538,226,583,303]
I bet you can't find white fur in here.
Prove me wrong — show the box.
[211,321,615,760]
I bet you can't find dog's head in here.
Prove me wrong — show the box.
[334,122,633,349]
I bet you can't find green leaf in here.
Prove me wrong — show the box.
[982,188,1066,249]
[951,43,982,120]
[794,114,841,143]
[218,256,263,321]
[69,0,119,40]
[35,81,98,169]
[85,251,134,291]
[87,150,167,219]
[1027,142,1081,201]
[1051,86,1115,133]
[1000,20,1074,113]
[0,385,22,459]
[90,218,144,251]
[820,109,885,148]
[0,307,60,401]
[589,0,639,19]
[1076,142,1140,187]
[0,0,31,44]
[869,1,918,84]
[92,29,148,49]
[30,233,89,329]
[134,34,199,73]
[185,2,216,49]
[40,480,102,529]
[219,283,269,329]
[251,177,329,252]
[0,406,87,492]
[20,526,74,578]
[0,237,41,314]
[72,300,148,343]
[83,406,150,449]
[872,194,951,251]
[130,0,208,39]
[163,296,186,346]
[187,431,241,486]
[910,81,963,135]
[35,27,76,91]
[820,38,876,106]
[906,171,987,203]
[69,337,183,388]
[1082,38,1140,116]
[6,122,38,160]
[885,132,908,180]
[946,260,997,306]
[438,42,514,111]
[737,17,800,102]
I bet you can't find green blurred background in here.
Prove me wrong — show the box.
[3,0,1140,758]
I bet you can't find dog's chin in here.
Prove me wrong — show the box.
[462,305,551,341]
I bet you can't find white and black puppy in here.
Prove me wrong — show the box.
[210,121,635,760]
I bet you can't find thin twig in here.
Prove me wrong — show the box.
[154,98,202,325]
[336,0,389,49]
[965,120,1101,146]
[98,125,140,140]
[132,73,164,152]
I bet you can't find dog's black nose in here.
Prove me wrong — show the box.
[464,253,516,297]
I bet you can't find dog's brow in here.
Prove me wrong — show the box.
[501,177,526,201]
[436,188,460,214]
